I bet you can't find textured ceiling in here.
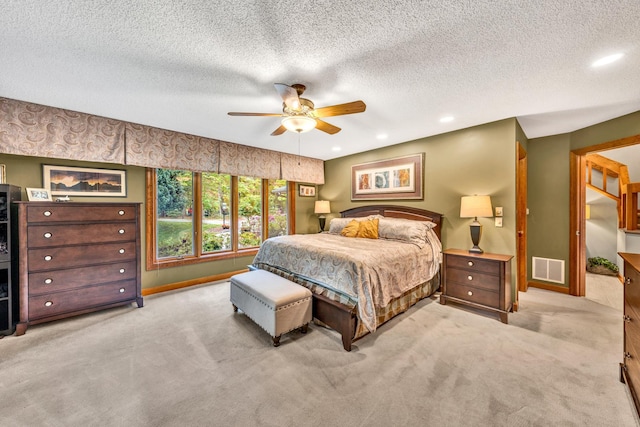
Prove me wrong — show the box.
[1,1,639,160]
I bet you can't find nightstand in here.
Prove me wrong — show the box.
[440,249,513,323]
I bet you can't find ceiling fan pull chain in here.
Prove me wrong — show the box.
[297,132,301,165]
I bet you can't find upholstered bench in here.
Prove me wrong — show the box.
[230,269,312,347]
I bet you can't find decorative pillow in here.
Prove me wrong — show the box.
[356,218,379,239]
[377,218,436,247]
[340,219,361,237]
[329,215,384,234]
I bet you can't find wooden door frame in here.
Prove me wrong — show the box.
[570,134,640,295]
[515,142,527,311]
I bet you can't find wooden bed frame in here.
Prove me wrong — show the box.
[312,204,443,351]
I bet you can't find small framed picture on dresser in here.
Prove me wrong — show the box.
[25,187,52,201]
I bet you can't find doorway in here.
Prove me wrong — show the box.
[570,134,640,295]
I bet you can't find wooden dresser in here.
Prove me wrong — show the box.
[15,202,142,335]
[620,252,640,416]
[441,249,513,323]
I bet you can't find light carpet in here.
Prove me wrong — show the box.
[0,282,638,427]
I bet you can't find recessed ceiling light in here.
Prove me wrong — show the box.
[592,53,624,67]
[331,146,341,151]
[376,134,388,140]
[440,116,454,123]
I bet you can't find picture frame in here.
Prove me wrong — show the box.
[43,165,127,197]
[0,164,5,184]
[351,153,424,200]
[299,184,316,197]
[26,187,52,201]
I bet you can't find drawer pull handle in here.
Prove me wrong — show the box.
[625,352,632,360]
[626,277,632,285]
[44,278,53,284]
[624,315,632,322]
[43,211,52,217]
[119,229,125,234]
[467,275,473,281]
[118,210,125,216]
[119,288,125,293]
[44,255,52,261]
[119,268,125,273]
[44,301,53,307]
[467,291,473,296]
[44,232,52,239]
[119,248,125,254]
[468,261,474,267]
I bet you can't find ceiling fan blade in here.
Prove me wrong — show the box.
[271,125,287,136]
[313,100,366,118]
[274,83,301,111]
[315,119,341,135]
[228,112,281,116]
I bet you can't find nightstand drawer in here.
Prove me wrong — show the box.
[446,254,500,275]
[446,282,499,308]
[446,268,499,292]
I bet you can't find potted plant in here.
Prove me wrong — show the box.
[587,257,619,276]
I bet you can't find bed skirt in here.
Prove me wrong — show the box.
[251,262,440,340]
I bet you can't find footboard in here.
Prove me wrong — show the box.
[312,293,357,351]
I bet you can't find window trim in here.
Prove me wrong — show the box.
[145,168,295,270]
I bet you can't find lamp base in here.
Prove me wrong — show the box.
[468,221,484,254]
[318,216,326,233]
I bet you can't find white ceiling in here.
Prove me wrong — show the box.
[1,1,639,161]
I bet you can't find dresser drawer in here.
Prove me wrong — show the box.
[446,268,499,292]
[26,204,137,223]
[28,260,137,295]
[28,222,136,247]
[28,241,136,271]
[446,254,499,275]
[446,281,499,308]
[28,279,138,320]
[625,264,640,307]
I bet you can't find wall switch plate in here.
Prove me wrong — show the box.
[495,217,503,227]
[495,206,503,217]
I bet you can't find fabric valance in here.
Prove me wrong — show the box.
[0,97,125,163]
[281,153,325,184]
[125,123,219,172]
[0,97,324,184]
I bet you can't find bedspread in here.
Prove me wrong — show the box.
[252,231,441,332]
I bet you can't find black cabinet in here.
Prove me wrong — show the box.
[0,184,21,335]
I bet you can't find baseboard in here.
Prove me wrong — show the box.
[527,281,570,294]
[142,269,249,296]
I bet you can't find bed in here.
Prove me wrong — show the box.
[252,205,443,351]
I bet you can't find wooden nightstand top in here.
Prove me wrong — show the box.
[443,248,513,263]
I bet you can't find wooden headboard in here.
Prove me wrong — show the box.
[340,205,443,240]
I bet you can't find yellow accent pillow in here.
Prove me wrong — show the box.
[340,219,361,237]
[356,218,379,239]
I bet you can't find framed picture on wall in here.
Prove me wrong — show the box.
[351,153,424,200]
[299,184,316,197]
[43,165,127,197]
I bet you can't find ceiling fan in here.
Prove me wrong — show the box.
[228,83,366,136]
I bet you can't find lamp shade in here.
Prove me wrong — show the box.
[460,195,493,218]
[282,115,317,133]
[314,200,331,214]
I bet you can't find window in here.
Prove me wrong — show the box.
[147,169,293,269]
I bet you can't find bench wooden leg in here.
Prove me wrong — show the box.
[301,323,308,334]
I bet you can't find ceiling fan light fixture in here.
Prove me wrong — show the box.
[281,115,317,133]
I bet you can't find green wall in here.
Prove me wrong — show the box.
[0,153,314,290]
[322,118,520,293]
[526,110,640,288]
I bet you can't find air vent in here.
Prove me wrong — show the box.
[532,257,565,284]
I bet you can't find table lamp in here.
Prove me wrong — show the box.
[460,195,493,253]
[314,200,331,232]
